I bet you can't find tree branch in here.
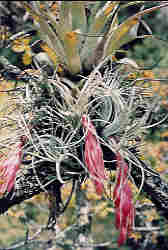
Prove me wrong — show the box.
[0,167,61,214]
[131,161,168,219]
[1,160,168,223]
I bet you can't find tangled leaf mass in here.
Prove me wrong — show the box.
[0,57,162,244]
[0,58,157,195]
[13,61,154,186]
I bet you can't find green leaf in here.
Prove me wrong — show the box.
[71,2,87,32]
[120,1,145,9]
[104,2,168,57]
[81,2,119,70]
[63,31,82,74]
[104,16,140,57]
[60,2,72,32]
[37,2,82,74]
[87,1,104,28]
[71,2,87,51]
[22,2,66,66]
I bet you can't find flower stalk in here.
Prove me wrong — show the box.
[82,114,106,195]
[113,152,135,246]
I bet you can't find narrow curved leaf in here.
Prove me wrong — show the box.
[105,16,139,56]
[22,2,66,66]
[104,2,168,57]
[81,2,119,69]
[64,31,82,74]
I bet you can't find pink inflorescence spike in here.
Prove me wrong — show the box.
[0,142,22,195]
[82,114,106,195]
[113,152,135,246]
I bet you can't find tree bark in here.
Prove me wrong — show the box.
[131,161,168,219]
[1,161,168,221]
[0,167,61,214]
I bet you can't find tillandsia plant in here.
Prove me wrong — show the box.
[1,1,168,248]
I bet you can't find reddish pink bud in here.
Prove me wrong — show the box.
[113,152,135,246]
[82,115,106,195]
[94,179,104,195]
[118,225,127,246]
[0,142,22,194]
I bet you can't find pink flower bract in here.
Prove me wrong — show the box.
[0,142,22,194]
[113,152,135,246]
[82,115,106,195]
